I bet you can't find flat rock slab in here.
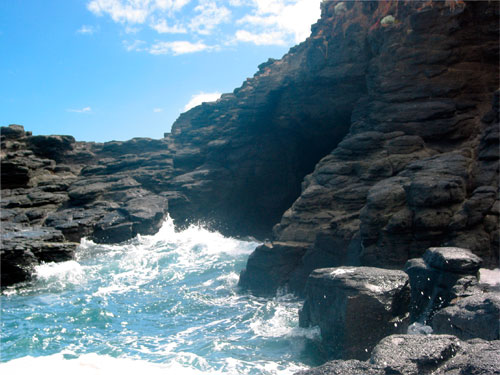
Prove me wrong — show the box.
[424,247,482,274]
[299,267,409,360]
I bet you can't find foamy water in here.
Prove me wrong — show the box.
[0,218,319,374]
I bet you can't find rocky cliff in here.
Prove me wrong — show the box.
[1,126,173,286]
[238,0,499,296]
[2,0,498,295]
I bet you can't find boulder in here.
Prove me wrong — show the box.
[432,292,500,341]
[299,267,409,360]
[238,242,309,296]
[424,247,482,274]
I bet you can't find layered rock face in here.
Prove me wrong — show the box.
[239,0,499,296]
[1,125,173,287]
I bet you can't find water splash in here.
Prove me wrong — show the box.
[0,217,318,374]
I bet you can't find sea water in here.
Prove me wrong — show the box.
[0,218,320,374]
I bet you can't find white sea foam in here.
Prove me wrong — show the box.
[2,216,313,375]
[0,353,308,375]
[0,353,215,375]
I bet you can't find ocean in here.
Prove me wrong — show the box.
[0,217,320,374]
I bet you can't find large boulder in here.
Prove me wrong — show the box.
[299,267,409,360]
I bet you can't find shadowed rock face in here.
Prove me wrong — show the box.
[168,1,373,239]
[239,0,499,296]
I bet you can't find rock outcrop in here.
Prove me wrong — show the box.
[298,266,409,360]
[239,0,499,296]
[1,125,173,287]
[295,335,500,375]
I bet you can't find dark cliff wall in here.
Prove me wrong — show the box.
[168,2,374,239]
[234,0,499,295]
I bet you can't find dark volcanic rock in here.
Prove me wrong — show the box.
[239,0,499,296]
[424,247,482,274]
[0,227,77,287]
[296,335,500,375]
[169,0,372,239]
[432,292,500,341]
[238,242,309,296]
[1,125,173,287]
[405,247,483,324]
[299,267,409,360]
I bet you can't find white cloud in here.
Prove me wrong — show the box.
[149,40,210,55]
[77,25,98,34]
[125,25,141,33]
[189,0,231,35]
[153,108,164,112]
[183,92,221,111]
[86,0,322,52]
[88,0,151,24]
[67,107,92,113]
[151,19,187,33]
[235,29,286,46]
[237,0,322,45]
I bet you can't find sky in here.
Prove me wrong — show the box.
[0,0,322,142]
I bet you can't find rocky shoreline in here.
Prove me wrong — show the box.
[1,0,499,373]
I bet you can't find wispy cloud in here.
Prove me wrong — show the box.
[77,25,98,34]
[183,92,221,111]
[153,108,164,112]
[188,0,230,35]
[123,39,147,52]
[235,30,286,46]
[67,106,92,113]
[151,19,187,34]
[87,0,322,52]
[149,40,211,55]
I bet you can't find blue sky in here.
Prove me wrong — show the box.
[0,0,321,142]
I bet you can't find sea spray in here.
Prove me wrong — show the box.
[1,217,319,374]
